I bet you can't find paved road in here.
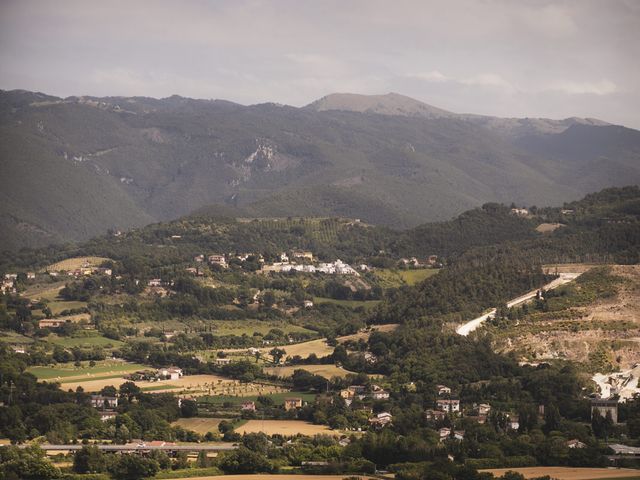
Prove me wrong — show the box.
[456,273,581,336]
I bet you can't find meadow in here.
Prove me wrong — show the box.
[234,419,335,436]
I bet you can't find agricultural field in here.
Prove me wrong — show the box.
[264,364,356,379]
[234,419,335,436]
[481,467,640,480]
[45,256,111,272]
[171,417,224,434]
[373,268,439,288]
[277,338,334,360]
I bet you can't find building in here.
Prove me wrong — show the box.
[208,254,227,267]
[424,409,447,421]
[241,401,256,411]
[148,278,162,287]
[438,427,451,441]
[215,358,231,365]
[91,395,118,409]
[591,398,618,423]
[38,319,66,329]
[158,367,183,380]
[100,411,117,422]
[26,272,36,279]
[436,385,451,396]
[567,439,587,449]
[511,208,529,216]
[507,415,520,431]
[284,397,303,411]
[477,403,491,416]
[369,412,393,428]
[292,251,314,261]
[372,390,390,400]
[303,300,314,308]
[436,398,460,413]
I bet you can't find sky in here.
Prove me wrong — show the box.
[1,0,639,128]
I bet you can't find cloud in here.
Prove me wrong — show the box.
[549,79,618,96]
[407,71,515,93]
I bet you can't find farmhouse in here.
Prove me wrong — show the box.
[90,395,118,409]
[194,254,205,263]
[148,278,162,287]
[436,398,460,413]
[215,358,231,365]
[158,367,183,380]
[241,401,256,411]
[208,254,227,267]
[477,403,491,415]
[284,397,303,411]
[591,398,618,423]
[38,319,66,329]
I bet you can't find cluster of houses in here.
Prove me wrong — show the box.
[398,255,439,268]
[340,384,390,407]
[263,258,360,275]
[189,251,363,276]
[125,366,184,382]
[1,274,17,294]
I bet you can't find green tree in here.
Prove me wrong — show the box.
[73,445,107,473]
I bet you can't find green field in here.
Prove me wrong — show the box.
[313,296,381,309]
[197,391,317,406]
[45,332,124,348]
[28,360,147,380]
[373,268,439,287]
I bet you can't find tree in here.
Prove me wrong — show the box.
[218,447,273,474]
[180,399,198,418]
[109,454,159,480]
[73,445,107,474]
[0,445,61,480]
[269,347,286,365]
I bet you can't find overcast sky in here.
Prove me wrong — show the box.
[1,0,639,128]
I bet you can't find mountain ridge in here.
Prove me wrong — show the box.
[1,88,639,251]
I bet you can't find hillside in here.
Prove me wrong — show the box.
[2,89,640,250]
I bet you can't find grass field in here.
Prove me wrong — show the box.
[22,281,88,315]
[45,332,123,349]
[482,467,640,480]
[234,419,335,436]
[28,360,147,380]
[264,364,356,379]
[46,256,111,272]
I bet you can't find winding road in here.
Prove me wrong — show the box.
[456,273,582,336]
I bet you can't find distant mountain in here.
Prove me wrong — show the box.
[1,89,639,251]
[306,92,456,118]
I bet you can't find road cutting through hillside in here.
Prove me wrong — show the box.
[456,272,582,336]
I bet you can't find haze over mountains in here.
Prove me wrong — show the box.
[1,89,640,251]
